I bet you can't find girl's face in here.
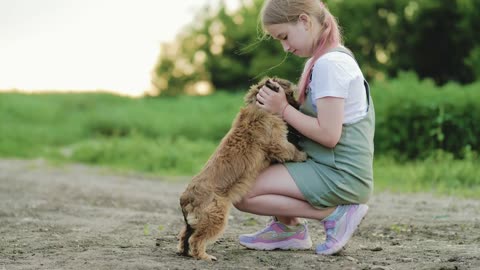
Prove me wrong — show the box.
[265,14,318,58]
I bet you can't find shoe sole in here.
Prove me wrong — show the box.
[316,204,369,255]
[240,237,313,251]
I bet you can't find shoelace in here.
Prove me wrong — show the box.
[253,219,276,236]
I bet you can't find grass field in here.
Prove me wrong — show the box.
[1,84,479,199]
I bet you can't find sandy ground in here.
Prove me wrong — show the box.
[0,159,479,270]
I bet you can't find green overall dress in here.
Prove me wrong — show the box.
[285,47,375,209]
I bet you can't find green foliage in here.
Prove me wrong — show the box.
[465,46,480,79]
[1,76,479,197]
[153,0,308,95]
[372,72,480,159]
[374,152,480,198]
[70,135,217,175]
[1,77,478,163]
[153,0,480,95]
[0,93,243,163]
[327,0,480,84]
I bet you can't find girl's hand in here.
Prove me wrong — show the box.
[256,80,289,116]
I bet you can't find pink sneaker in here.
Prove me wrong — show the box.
[239,218,312,250]
[316,204,368,255]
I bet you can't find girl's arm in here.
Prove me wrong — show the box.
[283,97,343,148]
[256,85,344,148]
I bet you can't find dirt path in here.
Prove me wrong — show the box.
[0,159,479,270]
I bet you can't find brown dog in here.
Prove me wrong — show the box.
[177,77,307,261]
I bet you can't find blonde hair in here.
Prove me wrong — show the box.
[261,0,342,104]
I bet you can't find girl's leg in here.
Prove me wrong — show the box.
[234,163,335,223]
[235,164,331,250]
[235,163,368,254]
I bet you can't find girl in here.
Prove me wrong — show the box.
[234,0,375,255]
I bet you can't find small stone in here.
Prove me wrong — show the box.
[371,267,392,270]
[346,256,358,262]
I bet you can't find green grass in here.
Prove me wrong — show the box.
[374,153,480,198]
[1,84,479,199]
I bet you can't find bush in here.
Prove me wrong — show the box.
[372,72,480,159]
[1,74,479,164]
[152,0,480,95]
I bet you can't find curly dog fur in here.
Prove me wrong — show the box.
[177,77,307,261]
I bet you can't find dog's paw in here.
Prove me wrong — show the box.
[295,151,308,162]
[203,254,217,261]
[176,244,187,256]
[193,253,217,261]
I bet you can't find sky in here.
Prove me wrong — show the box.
[0,0,239,97]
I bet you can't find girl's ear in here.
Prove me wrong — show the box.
[298,13,311,30]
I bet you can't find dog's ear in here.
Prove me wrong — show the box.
[272,77,300,109]
[244,77,299,108]
[244,77,270,105]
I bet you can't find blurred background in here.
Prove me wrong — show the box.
[1,0,479,197]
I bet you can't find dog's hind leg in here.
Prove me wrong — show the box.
[188,198,230,261]
[177,225,187,255]
[178,195,196,256]
[188,231,217,261]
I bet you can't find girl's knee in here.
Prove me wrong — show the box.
[348,187,372,205]
[233,197,249,212]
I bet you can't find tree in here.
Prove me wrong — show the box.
[151,0,304,96]
[151,0,480,96]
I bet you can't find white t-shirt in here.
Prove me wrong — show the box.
[308,50,368,124]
